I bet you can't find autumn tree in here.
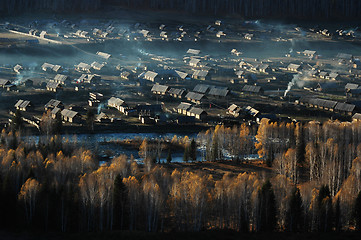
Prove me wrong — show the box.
[18,178,41,224]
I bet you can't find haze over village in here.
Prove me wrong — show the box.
[1,1,361,239]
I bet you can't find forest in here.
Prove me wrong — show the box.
[1,0,361,19]
[2,118,361,233]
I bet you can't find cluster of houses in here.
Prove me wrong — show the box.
[298,97,357,116]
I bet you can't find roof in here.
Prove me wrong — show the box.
[189,107,206,115]
[319,71,328,77]
[96,51,111,59]
[335,102,355,112]
[51,107,61,115]
[96,112,109,121]
[308,98,337,109]
[91,61,105,70]
[61,109,78,118]
[208,87,229,97]
[174,70,189,79]
[193,84,211,93]
[77,62,91,70]
[46,81,61,89]
[45,99,62,109]
[187,49,200,55]
[189,58,201,66]
[185,92,204,101]
[0,78,10,86]
[151,84,169,93]
[228,104,239,112]
[121,71,131,78]
[144,71,158,80]
[15,100,31,109]
[242,85,263,93]
[177,102,192,110]
[54,74,68,83]
[193,70,209,78]
[244,106,260,116]
[14,64,23,72]
[108,97,125,107]
[352,113,361,120]
[328,72,339,79]
[345,83,359,90]
[288,63,301,70]
[259,64,270,70]
[303,50,316,55]
[168,88,185,96]
[337,53,353,60]
[42,63,54,69]
[235,70,245,76]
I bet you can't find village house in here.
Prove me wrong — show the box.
[187,107,207,120]
[143,71,160,82]
[54,74,70,85]
[0,78,10,88]
[120,71,132,80]
[244,33,254,40]
[208,87,229,98]
[242,85,264,95]
[44,99,63,111]
[108,97,128,113]
[193,84,211,94]
[13,64,23,74]
[61,109,80,123]
[192,70,210,81]
[151,84,169,95]
[79,74,101,84]
[334,102,356,116]
[235,70,246,79]
[42,63,62,72]
[51,107,61,119]
[15,100,32,111]
[189,58,201,68]
[46,81,62,92]
[303,50,317,58]
[227,104,242,117]
[326,72,340,81]
[91,61,105,71]
[185,91,205,104]
[96,52,111,60]
[187,49,200,55]
[215,20,222,26]
[76,62,91,73]
[337,53,353,63]
[173,70,190,81]
[168,88,186,98]
[216,31,226,38]
[287,63,301,72]
[96,112,110,123]
[318,71,328,79]
[258,64,272,73]
[176,102,192,115]
[160,31,168,39]
[352,113,361,121]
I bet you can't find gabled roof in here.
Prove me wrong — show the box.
[337,53,353,60]
[174,70,189,79]
[242,85,263,93]
[15,100,31,109]
[177,102,192,111]
[61,109,78,118]
[77,62,91,70]
[288,63,301,70]
[189,58,201,66]
[193,70,209,78]
[352,113,361,120]
[208,87,229,97]
[228,104,239,112]
[235,70,245,76]
[96,51,111,59]
[0,78,10,86]
[45,99,62,109]
[335,102,355,112]
[46,81,61,89]
[303,50,316,55]
[51,107,61,115]
[108,97,125,107]
[345,83,359,90]
[54,74,68,83]
[185,92,205,101]
[187,49,200,55]
[168,88,185,96]
[144,71,158,80]
[91,61,105,70]
[189,107,206,115]
[193,84,211,93]
[151,84,169,93]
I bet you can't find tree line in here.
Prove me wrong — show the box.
[2,119,361,233]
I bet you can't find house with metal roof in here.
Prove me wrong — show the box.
[242,85,264,94]
[192,70,210,80]
[208,87,229,97]
[14,64,23,74]
[46,81,62,92]
[45,99,63,111]
[185,92,205,104]
[143,71,160,82]
[54,74,70,85]
[187,107,207,120]
[227,104,242,117]
[168,88,186,98]
[96,51,111,59]
[189,58,201,68]
[91,61,105,71]
[61,109,80,123]
[15,100,32,111]
[76,62,91,73]
[193,84,211,94]
[0,78,10,88]
[287,63,301,72]
[187,49,200,55]
[334,102,356,115]
[108,97,128,113]
[151,84,169,95]
[176,102,192,115]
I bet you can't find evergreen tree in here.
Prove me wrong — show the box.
[354,191,361,231]
[183,145,189,162]
[11,109,24,132]
[54,111,63,134]
[113,175,128,230]
[286,187,303,232]
[317,185,333,232]
[334,198,341,232]
[166,149,172,164]
[190,138,197,162]
[258,180,277,232]
[85,110,95,131]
